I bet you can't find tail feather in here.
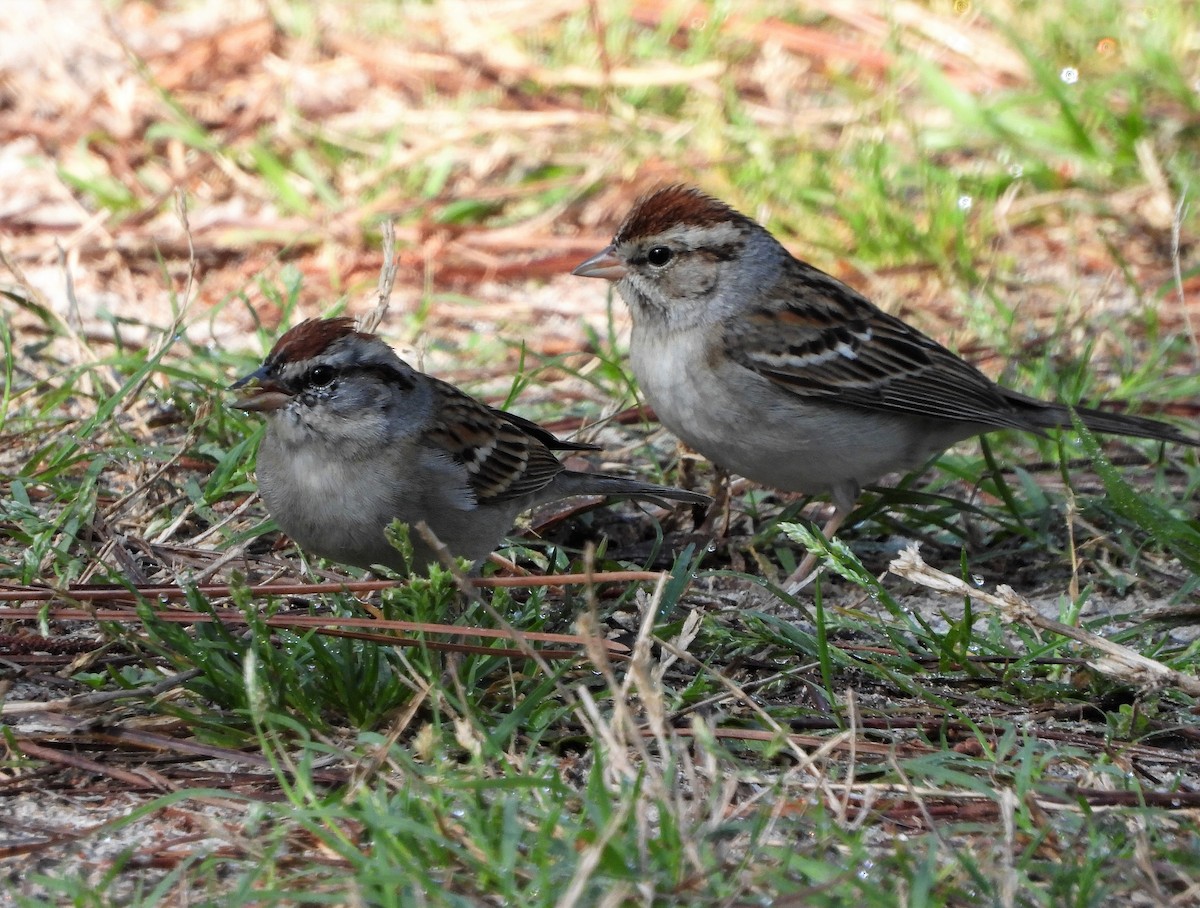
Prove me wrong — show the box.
[1074,403,1199,445]
[558,472,713,507]
[1010,391,1199,446]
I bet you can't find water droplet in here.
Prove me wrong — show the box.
[1060,67,1079,84]
[706,541,718,553]
[957,195,973,211]
[1008,163,1024,178]
[972,575,985,587]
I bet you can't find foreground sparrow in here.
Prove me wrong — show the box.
[574,185,1199,579]
[231,318,710,573]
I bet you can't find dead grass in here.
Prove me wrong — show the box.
[2,0,1199,904]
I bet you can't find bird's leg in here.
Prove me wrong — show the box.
[697,465,732,536]
[783,481,860,592]
[783,507,848,591]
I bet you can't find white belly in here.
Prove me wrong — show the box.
[630,323,970,500]
[255,434,511,571]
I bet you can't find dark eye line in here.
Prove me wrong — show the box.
[640,245,678,268]
[290,361,415,393]
[368,363,415,391]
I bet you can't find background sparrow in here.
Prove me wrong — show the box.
[231,318,710,573]
[574,185,1198,579]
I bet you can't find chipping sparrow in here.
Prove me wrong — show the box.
[574,185,1198,578]
[230,317,710,573]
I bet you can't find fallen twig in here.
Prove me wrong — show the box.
[890,546,1200,696]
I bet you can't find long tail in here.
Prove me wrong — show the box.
[1074,403,1198,444]
[558,472,713,508]
[1009,390,1199,446]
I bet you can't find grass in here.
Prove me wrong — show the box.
[3,0,1200,904]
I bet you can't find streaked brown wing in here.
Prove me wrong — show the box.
[423,381,566,505]
[724,265,1035,431]
[495,409,601,452]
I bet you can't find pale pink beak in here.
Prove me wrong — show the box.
[232,388,292,412]
[572,244,627,282]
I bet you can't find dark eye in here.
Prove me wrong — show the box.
[307,364,335,387]
[646,245,673,267]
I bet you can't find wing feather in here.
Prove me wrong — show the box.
[422,381,566,505]
[725,263,1037,431]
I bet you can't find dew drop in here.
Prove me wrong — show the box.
[1008,163,1024,178]
[957,195,973,211]
[1060,67,1079,84]
[972,575,985,588]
